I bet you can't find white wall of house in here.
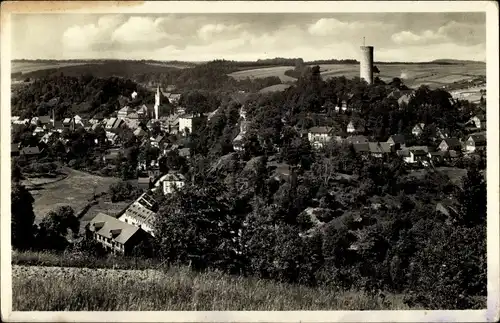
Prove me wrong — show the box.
[465,141,477,153]
[471,116,482,128]
[308,133,331,142]
[179,117,193,134]
[118,213,154,236]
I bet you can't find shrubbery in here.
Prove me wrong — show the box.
[108,180,142,202]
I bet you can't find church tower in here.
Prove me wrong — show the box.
[154,85,160,120]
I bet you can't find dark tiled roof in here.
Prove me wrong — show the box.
[368,142,392,154]
[38,116,51,124]
[345,135,368,144]
[387,134,405,145]
[353,143,370,153]
[308,126,333,134]
[21,146,40,155]
[469,133,486,144]
[441,138,461,148]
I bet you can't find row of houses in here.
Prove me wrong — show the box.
[87,170,188,254]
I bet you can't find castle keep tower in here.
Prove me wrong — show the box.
[359,45,374,85]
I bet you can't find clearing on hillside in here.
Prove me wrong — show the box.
[228,66,296,82]
[259,83,292,93]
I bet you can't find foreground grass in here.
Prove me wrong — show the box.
[12,252,414,311]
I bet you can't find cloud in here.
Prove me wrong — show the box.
[308,18,387,37]
[54,14,485,62]
[437,21,485,45]
[62,24,102,51]
[391,21,485,46]
[391,30,446,45]
[197,23,246,41]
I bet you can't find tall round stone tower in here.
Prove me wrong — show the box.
[359,46,374,85]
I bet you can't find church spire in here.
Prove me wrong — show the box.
[154,85,160,120]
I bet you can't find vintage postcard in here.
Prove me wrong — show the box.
[1,1,499,322]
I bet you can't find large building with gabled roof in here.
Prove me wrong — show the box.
[87,212,152,254]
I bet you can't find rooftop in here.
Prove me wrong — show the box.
[89,212,141,244]
[308,126,333,134]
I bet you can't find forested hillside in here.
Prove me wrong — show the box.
[11,75,156,119]
[15,60,284,97]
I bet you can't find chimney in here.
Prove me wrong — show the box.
[52,108,55,127]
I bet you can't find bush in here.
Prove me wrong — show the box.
[108,180,141,202]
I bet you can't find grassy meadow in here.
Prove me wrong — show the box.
[228,66,296,82]
[12,252,414,311]
[26,167,127,230]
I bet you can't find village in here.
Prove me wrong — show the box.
[10,77,486,255]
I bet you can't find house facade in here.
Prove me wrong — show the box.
[469,114,486,130]
[87,212,152,255]
[387,134,406,149]
[346,121,365,134]
[438,138,462,152]
[154,172,186,195]
[412,123,425,137]
[465,133,486,153]
[307,127,334,147]
[118,193,157,236]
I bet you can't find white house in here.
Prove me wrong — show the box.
[32,126,45,137]
[465,133,486,153]
[398,149,428,164]
[346,121,365,134]
[154,173,186,195]
[118,193,157,237]
[233,133,245,151]
[179,115,194,135]
[468,114,486,130]
[308,126,334,145]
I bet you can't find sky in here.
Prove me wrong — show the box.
[11,12,486,62]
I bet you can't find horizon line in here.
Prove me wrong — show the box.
[11,58,486,64]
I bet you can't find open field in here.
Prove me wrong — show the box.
[11,60,182,80]
[28,167,121,225]
[11,62,95,75]
[228,63,486,89]
[12,263,412,311]
[259,83,292,93]
[228,66,296,82]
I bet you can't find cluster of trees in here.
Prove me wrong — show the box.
[151,150,485,309]
[11,182,81,252]
[108,181,143,203]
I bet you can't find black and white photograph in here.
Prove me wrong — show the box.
[1,1,498,322]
